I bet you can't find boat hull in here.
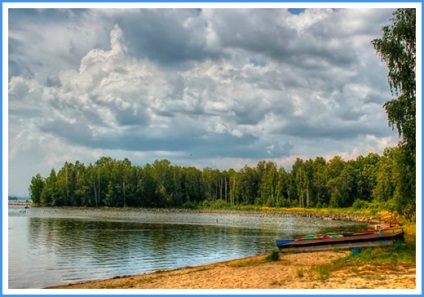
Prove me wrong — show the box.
[277,232,404,253]
[275,239,295,247]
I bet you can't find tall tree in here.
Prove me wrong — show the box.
[40,169,58,206]
[372,8,416,151]
[372,8,416,215]
[373,148,396,203]
[311,157,328,208]
[259,161,278,206]
[29,173,45,205]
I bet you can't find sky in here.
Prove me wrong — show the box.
[7,5,404,197]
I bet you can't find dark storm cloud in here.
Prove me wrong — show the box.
[40,119,95,147]
[39,113,261,158]
[279,116,391,140]
[104,9,217,66]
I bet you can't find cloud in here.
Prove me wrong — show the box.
[8,7,401,196]
[8,9,111,80]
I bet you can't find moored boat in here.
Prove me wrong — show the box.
[275,239,295,247]
[276,229,404,253]
[276,231,350,247]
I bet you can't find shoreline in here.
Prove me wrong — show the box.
[25,205,393,224]
[47,250,416,289]
[25,206,413,289]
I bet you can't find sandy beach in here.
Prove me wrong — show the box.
[48,250,416,290]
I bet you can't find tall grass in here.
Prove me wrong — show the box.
[333,241,416,269]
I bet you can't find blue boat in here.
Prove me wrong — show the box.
[275,239,295,247]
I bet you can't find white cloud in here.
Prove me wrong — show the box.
[7,8,402,196]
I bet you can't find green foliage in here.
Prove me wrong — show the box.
[392,145,416,217]
[312,265,330,280]
[29,146,415,216]
[265,248,280,262]
[181,201,198,209]
[207,199,229,209]
[372,8,416,151]
[352,199,369,210]
[40,169,59,206]
[29,173,44,204]
[372,9,416,217]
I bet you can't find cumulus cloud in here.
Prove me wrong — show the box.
[8,7,401,196]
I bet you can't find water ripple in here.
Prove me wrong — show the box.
[8,206,367,288]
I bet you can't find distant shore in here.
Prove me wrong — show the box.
[19,204,394,223]
[8,201,32,206]
[48,250,416,289]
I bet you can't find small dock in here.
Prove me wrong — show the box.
[278,231,404,253]
[8,201,32,206]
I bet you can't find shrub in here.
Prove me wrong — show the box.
[201,200,210,208]
[352,199,369,210]
[182,201,198,209]
[210,199,229,209]
[266,248,280,262]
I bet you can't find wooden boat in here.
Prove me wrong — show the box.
[275,232,344,247]
[341,230,376,236]
[277,231,404,253]
[276,231,354,244]
[275,239,295,247]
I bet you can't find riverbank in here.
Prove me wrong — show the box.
[48,249,416,289]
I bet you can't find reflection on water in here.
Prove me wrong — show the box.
[8,206,367,289]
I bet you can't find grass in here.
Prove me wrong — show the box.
[330,241,416,276]
[306,242,415,282]
[312,265,331,280]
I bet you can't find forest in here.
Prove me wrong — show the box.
[28,145,415,217]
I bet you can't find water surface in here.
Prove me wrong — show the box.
[8,206,367,289]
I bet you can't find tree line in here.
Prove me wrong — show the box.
[29,145,415,216]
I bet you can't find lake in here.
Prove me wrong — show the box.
[8,206,367,289]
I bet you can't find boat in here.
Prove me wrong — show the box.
[340,230,376,236]
[276,231,349,245]
[276,229,404,253]
[275,239,295,247]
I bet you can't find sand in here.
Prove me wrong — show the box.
[48,251,416,290]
